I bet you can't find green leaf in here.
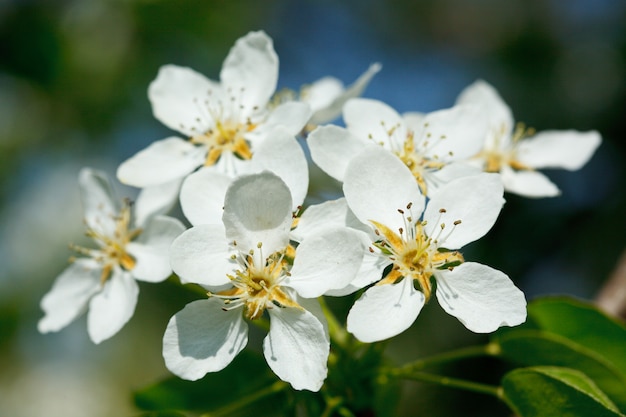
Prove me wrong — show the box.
[523,297,626,377]
[502,366,624,417]
[134,350,290,416]
[492,296,626,412]
[495,329,626,411]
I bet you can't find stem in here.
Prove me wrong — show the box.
[318,296,350,348]
[199,380,288,417]
[394,342,500,374]
[397,371,502,398]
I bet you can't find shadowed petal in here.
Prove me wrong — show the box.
[163,299,248,380]
[264,306,328,391]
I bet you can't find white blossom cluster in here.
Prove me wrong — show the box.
[38,31,601,392]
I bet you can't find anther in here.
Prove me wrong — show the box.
[453,220,462,226]
[439,208,447,213]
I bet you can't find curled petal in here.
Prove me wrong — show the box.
[163,299,248,380]
[308,62,382,125]
[222,172,292,256]
[435,262,526,333]
[347,278,425,342]
[264,306,329,391]
[87,270,139,344]
[38,259,102,334]
[117,137,206,188]
[516,130,601,171]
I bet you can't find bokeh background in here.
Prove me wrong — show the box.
[1,0,624,416]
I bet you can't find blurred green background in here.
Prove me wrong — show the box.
[0,0,624,416]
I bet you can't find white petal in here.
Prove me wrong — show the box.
[127,215,185,282]
[222,172,292,256]
[117,137,206,187]
[78,168,119,236]
[500,165,560,198]
[87,270,139,344]
[455,79,515,139]
[416,105,488,161]
[38,259,102,334]
[435,262,526,333]
[247,129,309,210]
[308,63,382,125]
[180,168,233,226]
[286,228,364,297]
[347,278,425,342]
[293,198,371,242]
[148,64,221,136]
[302,77,344,116]
[170,224,234,286]
[516,130,601,170]
[134,178,183,228]
[252,101,311,138]
[264,306,329,391]
[220,31,278,117]
[344,98,406,150]
[308,125,367,182]
[402,111,426,132]
[343,146,424,233]
[163,299,248,380]
[325,247,389,296]
[423,173,504,249]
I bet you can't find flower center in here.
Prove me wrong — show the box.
[479,122,534,173]
[71,203,142,284]
[191,119,255,166]
[370,205,464,301]
[395,132,445,195]
[210,243,301,320]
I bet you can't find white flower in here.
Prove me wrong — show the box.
[116,31,311,211]
[342,147,526,342]
[163,172,364,391]
[300,63,382,126]
[456,80,602,198]
[308,98,486,196]
[178,127,309,226]
[37,168,185,344]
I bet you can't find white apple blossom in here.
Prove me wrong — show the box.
[270,63,381,129]
[38,168,185,344]
[456,80,602,198]
[163,172,364,391]
[116,31,311,212]
[342,147,526,342]
[178,127,309,227]
[308,97,487,196]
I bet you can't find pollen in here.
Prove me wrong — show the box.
[370,206,464,301]
[210,247,302,320]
